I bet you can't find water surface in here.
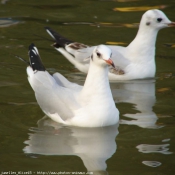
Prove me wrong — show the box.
[0,0,175,174]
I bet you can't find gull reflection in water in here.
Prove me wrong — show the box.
[111,79,163,129]
[23,117,119,175]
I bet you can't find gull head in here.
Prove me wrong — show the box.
[140,9,175,30]
[91,45,115,68]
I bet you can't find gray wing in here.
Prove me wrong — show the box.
[65,43,95,64]
[28,70,81,121]
[66,43,130,69]
[108,45,131,69]
[52,72,82,92]
[45,27,130,70]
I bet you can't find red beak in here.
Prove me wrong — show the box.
[168,22,175,27]
[105,58,115,68]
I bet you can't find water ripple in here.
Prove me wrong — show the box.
[113,5,167,12]
[136,144,173,154]
[142,161,162,167]
[0,18,22,28]
[63,21,139,28]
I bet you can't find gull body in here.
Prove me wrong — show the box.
[25,44,119,127]
[45,9,175,81]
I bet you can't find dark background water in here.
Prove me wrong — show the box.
[0,0,175,174]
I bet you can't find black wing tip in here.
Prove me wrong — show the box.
[45,26,52,33]
[44,26,73,48]
[44,26,51,30]
[44,26,55,37]
[28,43,46,72]
[29,43,35,50]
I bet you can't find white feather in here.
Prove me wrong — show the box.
[27,45,119,127]
[48,9,173,80]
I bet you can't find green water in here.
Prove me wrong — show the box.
[0,0,175,174]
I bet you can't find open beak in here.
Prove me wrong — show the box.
[168,22,175,27]
[105,58,115,68]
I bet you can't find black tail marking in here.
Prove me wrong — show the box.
[45,26,73,48]
[28,43,46,71]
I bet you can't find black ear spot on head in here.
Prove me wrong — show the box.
[91,54,93,61]
[96,52,101,58]
[146,22,151,26]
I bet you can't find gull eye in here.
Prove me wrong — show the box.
[157,18,162,22]
[96,52,101,57]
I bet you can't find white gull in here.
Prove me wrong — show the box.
[45,9,175,81]
[24,43,119,127]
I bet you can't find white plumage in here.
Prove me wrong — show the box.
[27,44,119,127]
[45,9,175,81]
